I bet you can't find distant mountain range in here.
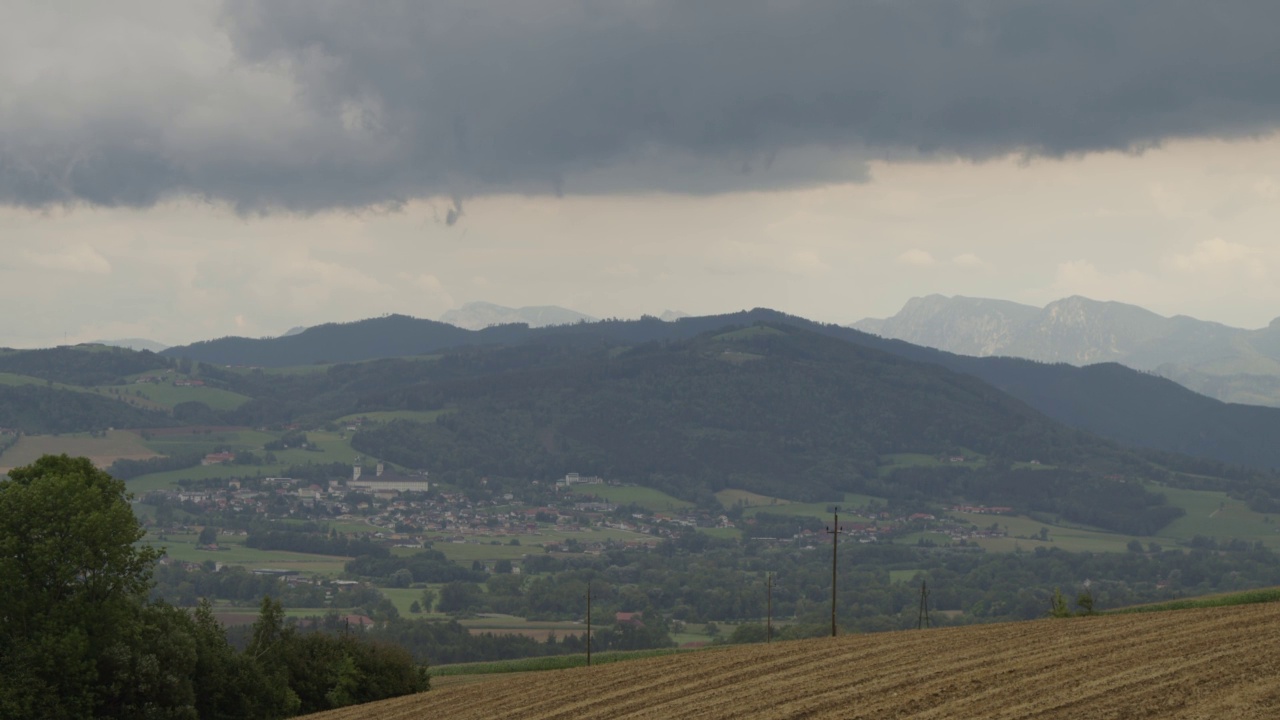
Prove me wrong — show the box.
[439,302,595,330]
[91,338,170,353]
[855,295,1280,407]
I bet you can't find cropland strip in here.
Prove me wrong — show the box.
[304,602,1280,719]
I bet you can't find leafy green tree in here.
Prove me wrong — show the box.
[420,587,437,612]
[437,581,483,614]
[249,597,427,715]
[726,623,768,644]
[1076,590,1096,616]
[199,526,219,547]
[190,599,292,720]
[1049,588,1072,618]
[0,454,161,718]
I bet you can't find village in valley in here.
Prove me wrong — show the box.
[145,454,1016,573]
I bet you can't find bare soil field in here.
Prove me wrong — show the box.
[305,602,1280,719]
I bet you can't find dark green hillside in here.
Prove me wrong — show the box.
[347,325,1176,531]
[939,359,1280,471]
[542,310,1280,472]
[12,307,1280,481]
[0,345,171,386]
[0,385,175,433]
[162,314,534,366]
[156,307,1280,471]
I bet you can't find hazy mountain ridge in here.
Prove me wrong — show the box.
[89,338,170,353]
[439,301,595,330]
[855,295,1280,406]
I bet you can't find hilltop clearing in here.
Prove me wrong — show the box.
[306,602,1280,720]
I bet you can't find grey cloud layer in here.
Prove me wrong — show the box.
[5,0,1280,210]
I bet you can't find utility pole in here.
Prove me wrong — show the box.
[917,580,931,629]
[586,582,592,666]
[766,573,774,643]
[826,507,843,637]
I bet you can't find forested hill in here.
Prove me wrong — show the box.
[0,385,175,434]
[14,308,1280,474]
[161,307,1280,471]
[0,345,171,385]
[341,325,1184,533]
[160,315,537,366]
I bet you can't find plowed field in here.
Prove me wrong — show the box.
[306,602,1280,719]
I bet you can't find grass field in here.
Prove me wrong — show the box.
[888,569,923,583]
[952,511,1151,554]
[1108,586,1280,615]
[123,382,252,411]
[569,485,693,513]
[335,410,452,425]
[410,542,533,563]
[0,371,95,393]
[0,430,158,472]
[411,527,658,563]
[697,527,741,540]
[148,533,351,577]
[714,489,791,509]
[896,531,954,547]
[139,428,277,453]
[877,452,987,478]
[1156,485,1280,548]
[741,493,884,521]
[951,484,1280,554]
[127,429,368,491]
[377,587,448,616]
[458,615,588,642]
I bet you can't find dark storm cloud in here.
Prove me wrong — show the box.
[5,0,1280,210]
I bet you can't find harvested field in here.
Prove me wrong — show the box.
[305,602,1280,719]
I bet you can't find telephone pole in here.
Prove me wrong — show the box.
[586,582,592,666]
[826,507,843,637]
[766,573,774,643]
[917,580,931,629]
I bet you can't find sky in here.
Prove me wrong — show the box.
[5,1,1280,347]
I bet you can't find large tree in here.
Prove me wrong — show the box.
[0,454,161,717]
[1,455,426,718]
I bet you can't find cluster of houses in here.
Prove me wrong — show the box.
[132,370,206,387]
[150,466,752,557]
[149,453,1022,557]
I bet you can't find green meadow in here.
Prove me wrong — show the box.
[741,493,884,522]
[568,484,693,512]
[335,409,453,425]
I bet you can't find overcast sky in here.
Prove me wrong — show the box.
[5,1,1280,348]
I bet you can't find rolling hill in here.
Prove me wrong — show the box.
[143,308,1280,471]
[161,315,536,366]
[304,602,1280,719]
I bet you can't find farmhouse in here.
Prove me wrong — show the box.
[615,611,644,627]
[202,451,236,466]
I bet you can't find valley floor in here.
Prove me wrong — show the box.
[305,602,1280,719]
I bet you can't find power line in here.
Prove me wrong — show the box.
[826,506,843,638]
[917,580,931,630]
